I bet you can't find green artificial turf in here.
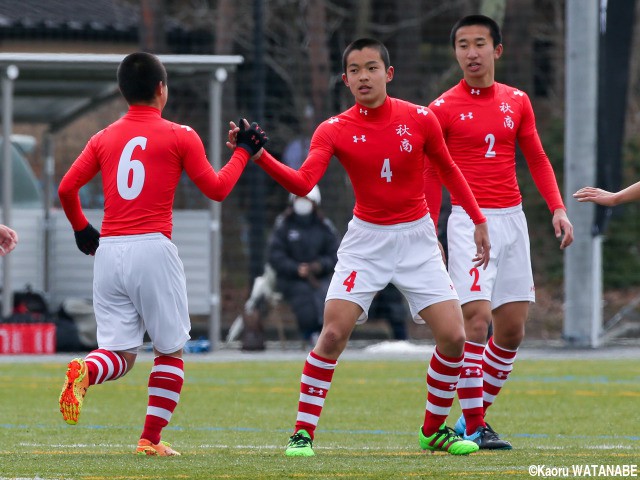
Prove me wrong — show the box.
[0,355,637,479]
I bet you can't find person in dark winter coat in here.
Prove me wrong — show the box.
[267,186,339,343]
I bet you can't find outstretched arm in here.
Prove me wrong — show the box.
[573,181,640,207]
[187,119,268,201]
[229,119,330,196]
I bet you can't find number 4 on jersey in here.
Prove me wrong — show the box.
[343,270,357,292]
[381,158,392,182]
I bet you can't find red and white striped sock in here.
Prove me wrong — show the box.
[293,351,337,440]
[457,341,486,435]
[482,336,517,414]
[140,356,184,445]
[84,349,128,386]
[422,347,463,436]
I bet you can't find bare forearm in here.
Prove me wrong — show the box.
[615,181,640,205]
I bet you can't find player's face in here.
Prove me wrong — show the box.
[342,47,393,108]
[454,24,503,88]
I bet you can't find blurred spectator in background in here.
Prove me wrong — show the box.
[282,105,315,170]
[0,224,18,256]
[267,186,339,345]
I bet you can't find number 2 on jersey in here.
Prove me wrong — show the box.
[484,133,496,158]
[117,136,147,200]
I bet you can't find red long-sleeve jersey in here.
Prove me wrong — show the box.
[58,105,249,239]
[256,96,485,226]
[425,79,565,226]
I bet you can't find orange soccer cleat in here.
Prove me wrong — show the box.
[136,439,181,456]
[59,358,89,425]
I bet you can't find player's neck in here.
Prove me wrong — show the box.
[129,98,164,111]
[355,94,388,110]
[463,74,494,89]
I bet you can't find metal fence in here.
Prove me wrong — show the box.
[2,0,640,343]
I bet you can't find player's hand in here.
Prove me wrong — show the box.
[472,221,490,269]
[236,118,269,158]
[573,186,617,207]
[74,223,100,256]
[0,224,18,256]
[298,263,310,278]
[226,120,239,151]
[552,208,573,249]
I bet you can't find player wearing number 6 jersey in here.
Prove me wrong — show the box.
[228,38,489,457]
[424,15,574,450]
[57,52,267,456]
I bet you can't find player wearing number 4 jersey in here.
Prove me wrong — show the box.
[228,38,489,457]
[424,15,574,450]
[58,52,267,456]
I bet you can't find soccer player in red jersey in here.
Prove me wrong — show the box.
[229,38,490,456]
[425,15,574,450]
[57,52,267,456]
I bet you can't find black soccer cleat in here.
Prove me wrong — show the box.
[464,424,513,450]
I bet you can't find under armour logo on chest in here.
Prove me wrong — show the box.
[471,88,481,95]
[353,135,366,143]
[360,108,368,115]
[460,112,473,120]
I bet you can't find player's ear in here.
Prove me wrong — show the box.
[494,44,503,60]
[386,66,394,83]
[155,81,165,97]
[342,73,349,87]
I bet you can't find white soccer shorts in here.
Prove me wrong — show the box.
[447,204,535,308]
[326,214,459,322]
[92,233,191,353]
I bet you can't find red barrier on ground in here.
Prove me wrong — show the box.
[0,323,56,354]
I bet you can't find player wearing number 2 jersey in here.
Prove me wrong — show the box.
[57,52,267,456]
[424,15,574,450]
[228,38,490,457]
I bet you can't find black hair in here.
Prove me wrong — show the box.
[342,38,390,73]
[450,15,502,49]
[117,52,167,104]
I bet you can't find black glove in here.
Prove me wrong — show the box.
[74,224,100,255]
[236,119,268,156]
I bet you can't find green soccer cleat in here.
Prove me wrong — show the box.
[419,423,480,455]
[285,429,315,457]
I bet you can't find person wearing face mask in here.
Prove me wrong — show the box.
[267,186,339,346]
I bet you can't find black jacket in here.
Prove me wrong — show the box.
[267,211,339,287]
